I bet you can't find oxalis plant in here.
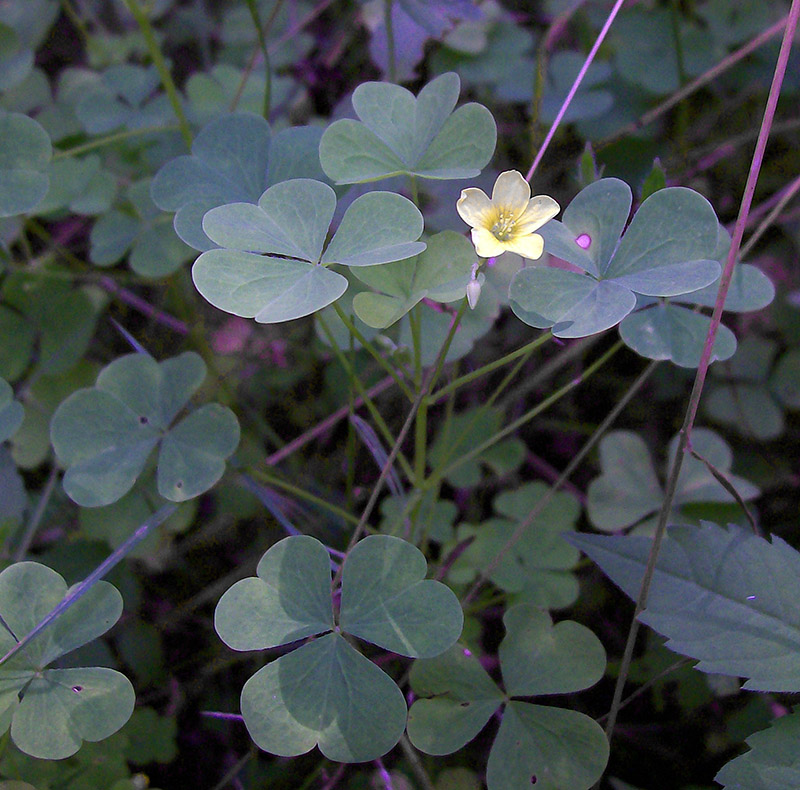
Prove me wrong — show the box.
[0,0,799,788]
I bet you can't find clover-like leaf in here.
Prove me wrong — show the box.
[586,428,759,532]
[352,231,475,328]
[486,702,609,790]
[241,632,407,762]
[215,534,334,651]
[50,352,240,506]
[319,72,496,183]
[194,179,425,323]
[151,114,327,250]
[0,110,51,217]
[715,707,800,789]
[570,522,800,691]
[449,482,582,609]
[0,377,23,442]
[511,180,720,337]
[408,603,608,790]
[340,535,463,658]
[0,562,135,759]
[215,534,462,762]
[619,301,737,368]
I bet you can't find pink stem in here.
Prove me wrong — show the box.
[525,0,629,182]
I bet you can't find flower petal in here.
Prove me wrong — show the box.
[503,232,545,260]
[457,188,494,229]
[491,171,530,216]
[516,195,561,233]
[472,227,507,258]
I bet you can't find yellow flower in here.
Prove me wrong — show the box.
[456,170,560,260]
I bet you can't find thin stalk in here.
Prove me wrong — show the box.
[525,0,627,181]
[409,305,423,387]
[122,0,193,149]
[332,302,414,400]
[264,375,396,466]
[52,125,180,160]
[739,171,800,259]
[384,0,396,83]
[318,315,415,481]
[463,359,658,606]
[244,0,272,118]
[432,341,623,488]
[606,14,789,144]
[603,0,800,749]
[398,734,435,790]
[246,468,360,527]
[0,504,178,667]
[12,464,60,562]
[429,331,551,405]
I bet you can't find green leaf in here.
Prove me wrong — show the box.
[240,632,407,761]
[586,429,759,532]
[152,115,332,251]
[320,192,425,267]
[193,250,348,323]
[619,301,737,368]
[604,187,720,293]
[486,701,608,790]
[352,231,474,328]
[772,349,800,410]
[319,72,496,183]
[0,111,51,217]
[569,522,800,690]
[339,535,463,658]
[510,267,637,338]
[499,604,605,697]
[214,535,334,651]
[0,562,134,759]
[641,158,667,201]
[34,155,115,217]
[0,24,33,92]
[521,181,721,338]
[408,644,504,755]
[0,306,34,381]
[0,377,23,442]
[716,707,800,789]
[449,482,581,608]
[50,353,239,506]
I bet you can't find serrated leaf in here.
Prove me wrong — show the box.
[715,707,800,789]
[241,632,407,762]
[340,535,463,658]
[319,73,495,183]
[569,522,800,690]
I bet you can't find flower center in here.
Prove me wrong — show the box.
[490,209,517,241]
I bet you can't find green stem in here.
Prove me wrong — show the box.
[429,331,552,404]
[409,304,423,387]
[431,341,623,488]
[12,464,60,561]
[122,0,193,149]
[332,302,414,401]
[318,315,415,481]
[384,0,397,83]
[462,358,658,605]
[244,0,272,118]
[52,125,180,160]
[247,468,359,527]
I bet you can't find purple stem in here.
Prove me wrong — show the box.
[100,276,188,335]
[525,0,628,182]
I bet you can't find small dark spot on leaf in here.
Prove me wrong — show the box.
[72,686,83,693]
[459,702,471,707]
[531,776,537,784]
[175,481,183,489]
[139,416,149,424]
